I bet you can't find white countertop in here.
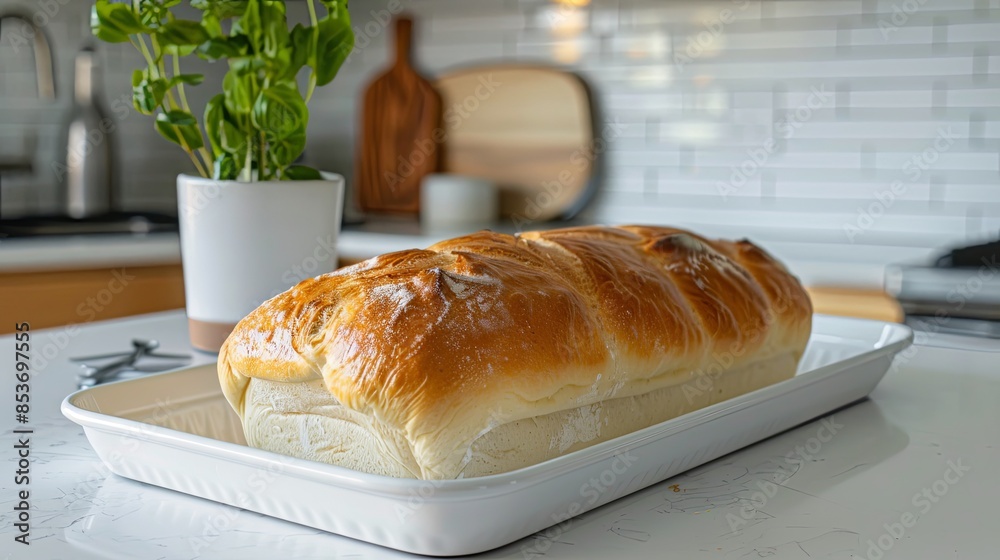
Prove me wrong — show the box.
[0,224,904,287]
[1,311,998,559]
[0,233,183,273]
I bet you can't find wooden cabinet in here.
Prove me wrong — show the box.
[0,265,186,334]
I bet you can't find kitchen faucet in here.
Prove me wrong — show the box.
[0,10,57,99]
[0,10,57,216]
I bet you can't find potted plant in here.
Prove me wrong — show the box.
[92,0,354,351]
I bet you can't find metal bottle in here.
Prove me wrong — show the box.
[62,45,115,218]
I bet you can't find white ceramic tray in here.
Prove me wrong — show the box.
[62,315,912,557]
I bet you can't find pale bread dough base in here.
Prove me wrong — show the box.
[242,353,798,479]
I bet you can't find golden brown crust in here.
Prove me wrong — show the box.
[219,225,812,478]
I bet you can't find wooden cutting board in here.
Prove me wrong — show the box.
[435,65,597,222]
[356,16,442,214]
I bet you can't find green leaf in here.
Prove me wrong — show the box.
[91,0,145,43]
[204,94,227,156]
[251,83,308,139]
[230,54,264,74]
[213,152,240,181]
[221,119,247,155]
[138,0,173,29]
[155,112,204,151]
[260,1,289,60]
[192,0,248,20]
[197,37,245,60]
[154,115,182,146]
[169,74,205,87]
[160,110,197,126]
[268,133,307,169]
[283,165,322,181]
[313,11,354,86]
[179,124,205,151]
[319,0,349,18]
[235,0,262,52]
[222,69,253,115]
[132,77,167,115]
[284,24,313,81]
[201,12,223,38]
[157,20,210,46]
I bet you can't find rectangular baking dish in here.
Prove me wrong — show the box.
[62,314,912,556]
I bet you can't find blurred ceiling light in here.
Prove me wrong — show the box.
[535,4,587,37]
[625,32,669,60]
[553,38,584,64]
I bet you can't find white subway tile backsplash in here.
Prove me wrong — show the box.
[680,56,976,80]
[694,150,864,169]
[873,0,983,11]
[774,181,895,200]
[772,1,863,19]
[416,43,507,71]
[2,0,997,253]
[944,183,1000,202]
[874,151,998,171]
[594,190,971,234]
[605,148,680,169]
[787,120,969,139]
[429,12,525,33]
[709,28,842,49]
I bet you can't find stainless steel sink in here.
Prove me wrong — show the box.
[0,212,178,237]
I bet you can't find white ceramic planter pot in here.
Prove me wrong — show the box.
[177,173,344,352]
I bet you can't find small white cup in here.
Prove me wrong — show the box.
[420,173,498,230]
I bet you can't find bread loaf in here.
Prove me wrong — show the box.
[219,225,812,480]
